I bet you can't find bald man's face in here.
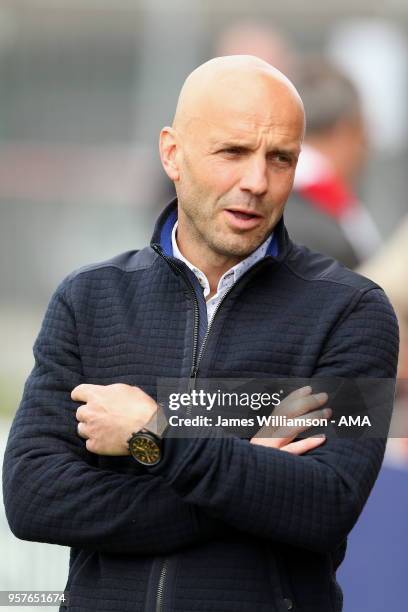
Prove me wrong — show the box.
[162,69,304,261]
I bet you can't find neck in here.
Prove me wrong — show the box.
[178,236,242,297]
[176,225,243,298]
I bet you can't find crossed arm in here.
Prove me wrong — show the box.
[2,284,398,556]
[3,288,230,556]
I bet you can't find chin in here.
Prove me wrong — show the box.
[209,225,269,258]
[213,239,261,259]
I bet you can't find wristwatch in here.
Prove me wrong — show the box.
[127,406,167,466]
[128,430,162,466]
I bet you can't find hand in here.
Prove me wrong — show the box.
[72,383,158,455]
[250,385,331,455]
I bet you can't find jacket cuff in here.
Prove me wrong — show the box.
[145,425,225,480]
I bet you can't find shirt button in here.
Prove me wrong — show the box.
[283,598,293,610]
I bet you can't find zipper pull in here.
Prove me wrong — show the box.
[185,368,198,416]
[151,243,181,275]
[151,243,163,255]
[188,366,198,392]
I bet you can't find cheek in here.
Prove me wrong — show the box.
[268,171,295,201]
[207,161,241,194]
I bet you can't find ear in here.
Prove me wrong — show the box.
[159,127,180,182]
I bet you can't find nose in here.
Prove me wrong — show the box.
[239,156,268,196]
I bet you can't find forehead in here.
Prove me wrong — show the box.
[180,69,304,149]
[212,115,300,143]
[192,106,303,151]
[199,86,302,142]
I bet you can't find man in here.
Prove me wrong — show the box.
[3,56,398,611]
[286,57,382,268]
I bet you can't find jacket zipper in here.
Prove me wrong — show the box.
[189,283,236,387]
[155,559,168,612]
[152,243,269,385]
[152,244,200,379]
[150,245,200,612]
[150,244,270,612]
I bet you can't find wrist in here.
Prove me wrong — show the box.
[141,402,168,439]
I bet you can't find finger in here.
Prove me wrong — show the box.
[278,391,328,415]
[71,384,98,402]
[250,434,326,452]
[276,406,332,440]
[255,406,332,443]
[281,435,326,455]
[75,405,88,422]
[283,385,312,401]
[250,436,286,447]
[277,392,328,419]
[77,421,89,439]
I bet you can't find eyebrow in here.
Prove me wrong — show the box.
[212,139,254,149]
[214,141,300,160]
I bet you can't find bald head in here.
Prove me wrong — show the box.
[159,56,305,272]
[173,55,304,136]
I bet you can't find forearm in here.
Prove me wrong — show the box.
[2,281,224,555]
[147,289,398,552]
[3,415,224,555]
[147,433,385,553]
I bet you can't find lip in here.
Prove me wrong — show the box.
[223,208,263,230]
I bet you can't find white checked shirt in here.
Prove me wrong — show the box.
[171,221,272,326]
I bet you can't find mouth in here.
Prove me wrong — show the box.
[223,208,263,230]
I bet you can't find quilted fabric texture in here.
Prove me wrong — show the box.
[2,200,399,612]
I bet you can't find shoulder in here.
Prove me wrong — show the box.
[56,247,156,290]
[283,246,400,377]
[282,242,398,347]
[66,246,157,280]
[284,242,380,294]
[48,247,158,311]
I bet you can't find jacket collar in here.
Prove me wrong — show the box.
[151,198,293,262]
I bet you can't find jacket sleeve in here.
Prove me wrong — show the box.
[146,287,399,553]
[2,282,224,555]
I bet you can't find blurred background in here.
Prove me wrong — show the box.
[0,1,407,610]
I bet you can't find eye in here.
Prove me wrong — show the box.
[268,152,294,167]
[219,146,246,156]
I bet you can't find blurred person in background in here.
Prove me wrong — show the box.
[358,215,408,379]
[286,57,382,269]
[287,57,408,380]
[2,56,398,612]
[288,57,408,462]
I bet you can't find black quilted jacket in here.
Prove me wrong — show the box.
[3,200,399,612]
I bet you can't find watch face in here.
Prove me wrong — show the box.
[129,433,161,466]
